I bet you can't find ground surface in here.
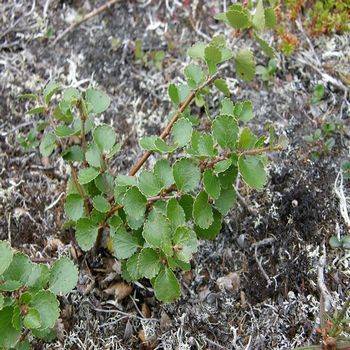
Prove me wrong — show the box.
[0,1,349,349]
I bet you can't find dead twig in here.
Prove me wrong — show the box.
[317,243,332,328]
[51,0,120,46]
[252,238,275,286]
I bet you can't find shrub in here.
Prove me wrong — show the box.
[0,240,78,348]
[20,1,285,303]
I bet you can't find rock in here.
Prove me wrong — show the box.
[160,311,172,331]
[141,303,151,318]
[216,272,240,292]
[104,282,133,300]
[123,320,133,340]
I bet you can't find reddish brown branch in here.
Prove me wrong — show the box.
[128,73,219,176]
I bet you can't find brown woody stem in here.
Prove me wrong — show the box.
[70,164,90,214]
[77,100,88,156]
[128,73,219,176]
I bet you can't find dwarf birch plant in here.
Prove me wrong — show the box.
[0,241,78,348]
[21,2,284,303]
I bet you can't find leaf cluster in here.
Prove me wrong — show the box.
[0,241,78,349]
[20,2,283,304]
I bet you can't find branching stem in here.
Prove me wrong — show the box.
[128,73,219,176]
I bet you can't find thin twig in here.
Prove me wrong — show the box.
[317,243,331,327]
[254,245,272,286]
[52,0,120,46]
[128,73,219,176]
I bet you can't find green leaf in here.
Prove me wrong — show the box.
[0,280,22,292]
[172,227,198,262]
[61,145,84,162]
[115,174,137,187]
[138,248,161,279]
[39,132,56,157]
[235,49,256,81]
[15,340,31,350]
[12,305,21,331]
[190,131,216,157]
[75,218,99,251]
[238,100,254,122]
[264,7,276,29]
[205,45,222,74]
[27,264,49,290]
[254,34,275,58]
[214,79,230,96]
[123,187,147,220]
[166,198,186,228]
[106,142,121,159]
[203,169,221,200]
[197,133,216,157]
[64,194,84,221]
[329,236,342,248]
[220,99,234,117]
[187,42,206,60]
[43,81,60,104]
[48,257,78,295]
[126,253,141,280]
[62,87,81,104]
[193,191,214,229]
[1,253,32,290]
[0,307,21,348]
[252,0,265,31]
[212,115,238,149]
[0,294,3,310]
[154,159,174,188]
[172,118,193,147]
[143,209,172,255]
[214,159,233,174]
[138,171,162,197]
[238,155,267,189]
[168,83,180,105]
[111,225,139,259]
[93,124,116,152]
[184,64,205,89]
[0,240,13,275]
[31,327,56,341]
[195,209,222,240]
[23,308,41,329]
[19,93,37,101]
[167,257,191,271]
[215,186,236,215]
[92,195,111,213]
[154,268,181,302]
[27,106,45,115]
[179,194,194,221]
[85,88,111,114]
[85,143,101,168]
[226,9,250,29]
[78,167,99,185]
[154,138,177,153]
[173,158,200,193]
[30,291,59,330]
[95,173,114,195]
[179,84,190,102]
[139,135,158,151]
[54,125,75,138]
[238,128,257,149]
